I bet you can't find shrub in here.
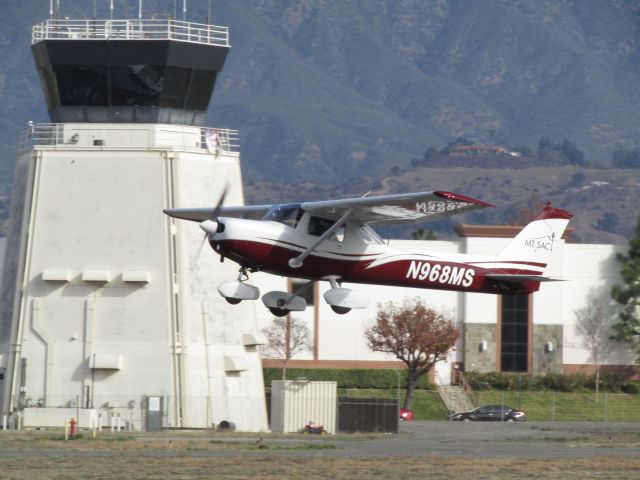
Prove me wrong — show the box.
[623,381,640,394]
[263,368,434,390]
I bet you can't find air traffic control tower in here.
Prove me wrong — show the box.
[0,18,268,431]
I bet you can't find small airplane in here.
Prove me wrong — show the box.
[164,190,573,316]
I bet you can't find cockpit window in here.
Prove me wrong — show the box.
[307,216,335,237]
[358,225,384,245]
[262,204,303,228]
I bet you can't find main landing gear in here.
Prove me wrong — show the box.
[217,271,370,316]
[261,280,313,317]
[322,276,369,315]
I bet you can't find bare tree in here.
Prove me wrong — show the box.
[261,316,311,380]
[575,298,616,401]
[365,298,459,410]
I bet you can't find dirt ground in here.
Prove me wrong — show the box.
[0,421,639,479]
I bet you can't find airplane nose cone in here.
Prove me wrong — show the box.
[199,219,219,236]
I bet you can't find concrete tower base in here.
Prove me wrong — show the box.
[0,123,268,431]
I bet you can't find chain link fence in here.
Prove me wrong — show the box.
[477,391,640,421]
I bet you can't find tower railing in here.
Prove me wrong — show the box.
[32,19,229,47]
[18,123,239,154]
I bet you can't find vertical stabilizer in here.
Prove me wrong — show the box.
[494,203,573,275]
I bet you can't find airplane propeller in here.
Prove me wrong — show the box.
[192,185,229,264]
[199,184,228,238]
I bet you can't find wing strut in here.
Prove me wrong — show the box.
[288,209,352,268]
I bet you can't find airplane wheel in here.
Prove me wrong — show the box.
[225,297,242,305]
[269,307,290,317]
[331,305,351,315]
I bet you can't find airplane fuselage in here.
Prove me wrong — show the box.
[211,216,537,295]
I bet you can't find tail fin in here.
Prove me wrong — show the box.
[494,203,573,276]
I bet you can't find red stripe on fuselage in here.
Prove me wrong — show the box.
[214,239,535,295]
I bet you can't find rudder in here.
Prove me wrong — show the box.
[494,203,573,275]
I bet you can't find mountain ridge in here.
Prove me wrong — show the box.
[0,0,638,236]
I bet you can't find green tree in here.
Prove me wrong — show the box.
[365,298,459,410]
[611,217,640,362]
[612,147,640,168]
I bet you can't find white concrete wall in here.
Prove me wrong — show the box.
[0,124,268,431]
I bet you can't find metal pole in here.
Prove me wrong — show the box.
[139,0,143,19]
[110,0,114,20]
[207,0,212,24]
[183,0,187,21]
[49,0,54,18]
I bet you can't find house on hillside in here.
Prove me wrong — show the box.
[450,145,521,157]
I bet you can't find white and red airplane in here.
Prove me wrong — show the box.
[164,190,572,316]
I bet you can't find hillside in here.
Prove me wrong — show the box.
[0,0,639,195]
[244,162,640,245]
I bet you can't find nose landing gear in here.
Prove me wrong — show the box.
[217,268,260,304]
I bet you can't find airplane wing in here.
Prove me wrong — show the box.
[163,205,272,222]
[301,191,493,225]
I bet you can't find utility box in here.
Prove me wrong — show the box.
[270,380,337,434]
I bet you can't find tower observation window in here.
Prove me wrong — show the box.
[185,70,217,110]
[45,64,217,110]
[111,65,165,106]
[53,65,108,106]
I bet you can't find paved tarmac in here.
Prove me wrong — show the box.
[0,421,638,460]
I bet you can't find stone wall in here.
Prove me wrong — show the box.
[464,323,497,372]
[533,324,564,375]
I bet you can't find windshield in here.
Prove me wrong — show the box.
[262,204,303,228]
[358,225,384,245]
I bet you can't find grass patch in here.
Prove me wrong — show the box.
[267,443,340,451]
[341,389,449,420]
[340,388,640,421]
[477,391,640,421]
[208,439,340,451]
[98,435,135,442]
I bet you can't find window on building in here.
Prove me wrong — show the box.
[500,294,529,373]
[290,279,314,306]
[53,65,109,106]
[110,65,164,107]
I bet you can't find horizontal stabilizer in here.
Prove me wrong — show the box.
[486,274,565,283]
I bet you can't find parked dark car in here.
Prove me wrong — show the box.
[448,405,526,422]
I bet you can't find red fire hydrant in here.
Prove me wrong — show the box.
[69,418,77,438]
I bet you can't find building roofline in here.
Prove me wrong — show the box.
[455,224,575,241]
